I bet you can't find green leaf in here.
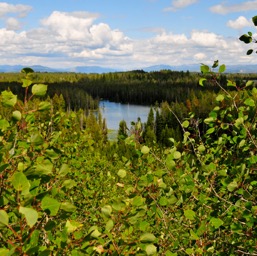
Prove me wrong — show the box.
[34,159,53,176]
[141,145,150,154]
[12,110,22,121]
[62,179,77,189]
[199,78,206,86]
[184,209,196,220]
[1,90,17,107]
[200,64,210,74]
[186,248,194,255]
[0,210,9,228]
[101,205,112,217]
[244,98,255,107]
[166,154,176,169]
[210,217,223,229]
[145,244,157,255]
[30,133,44,146]
[245,80,254,87]
[117,169,127,178]
[227,80,236,87]
[105,219,114,232]
[227,180,238,192]
[58,164,70,177]
[11,172,31,195]
[0,119,10,131]
[140,233,156,243]
[159,196,168,206]
[19,206,38,228]
[38,101,51,111]
[182,120,189,128]
[206,127,215,135]
[216,94,224,102]
[32,84,47,96]
[41,196,61,216]
[21,78,32,88]
[60,202,77,212]
[65,220,83,233]
[219,64,226,73]
[173,151,181,159]
[190,229,199,240]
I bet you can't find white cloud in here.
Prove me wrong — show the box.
[0,2,32,18]
[0,9,253,69]
[210,0,257,15]
[6,17,21,31]
[227,16,252,30]
[164,0,199,12]
[194,52,206,61]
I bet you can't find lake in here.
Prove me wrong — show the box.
[99,100,151,130]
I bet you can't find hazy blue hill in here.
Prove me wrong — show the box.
[0,64,256,74]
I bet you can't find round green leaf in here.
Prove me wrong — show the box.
[12,110,22,121]
[41,196,61,216]
[19,206,38,228]
[1,91,17,107]
[11,172,31,195]
[140,233,156,243]
[145,244,157,255]
[117,169,127,178]
[32,84,48,96]
[141,145,150,154]
[184,209,196,220]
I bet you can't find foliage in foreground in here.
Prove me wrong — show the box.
[0,62,257,256]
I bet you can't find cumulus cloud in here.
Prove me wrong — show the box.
[210,0,257,15]
[0,2,32,18]
[164,0,199,12]
[227,16,252,30]
[0,8,252,69]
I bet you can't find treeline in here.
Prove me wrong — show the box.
[1,70,256,108]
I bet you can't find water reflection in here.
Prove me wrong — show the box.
[99,100,151,130]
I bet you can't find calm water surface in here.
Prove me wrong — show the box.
[99,100,151,130]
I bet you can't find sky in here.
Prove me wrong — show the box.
[1,0,257,70]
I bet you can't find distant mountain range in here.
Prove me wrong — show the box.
[0,64,257,73]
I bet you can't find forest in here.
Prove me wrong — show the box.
[0,20,257,255]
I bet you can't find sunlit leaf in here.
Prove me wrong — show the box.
[1,91,17,107]
[184,209,196,220]
[117,169,127,178]
[210,217,223,229]
[11,172,31,195]
[140,233,156,243]
[32,84,47,96]
[19,206,38,228]
[41,196,60,216]
[12,110,22,121]
[199,78,206,86]
[145,244,157,255]
[219,64,226,73]
[141,145,150,154]
[0,210,9,228]
[65,220,83,233]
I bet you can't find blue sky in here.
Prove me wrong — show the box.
[1,0,257,70]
